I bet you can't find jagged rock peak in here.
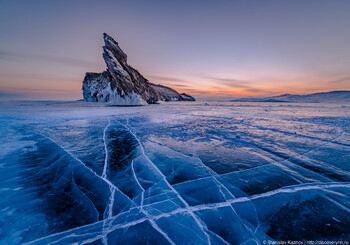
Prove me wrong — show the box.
[82,33,195,105]
[103,33,127,64]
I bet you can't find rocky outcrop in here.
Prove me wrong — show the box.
[151,84,183,101]
[82,33,195,105]
[180,93,196,101]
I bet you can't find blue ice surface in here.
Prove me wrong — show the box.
[0,100,349,244]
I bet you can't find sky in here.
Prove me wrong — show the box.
[0,0,350,100]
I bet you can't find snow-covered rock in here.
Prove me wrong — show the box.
[82,33,195,105]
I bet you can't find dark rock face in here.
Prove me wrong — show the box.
[151,84,183,101]
[82,33,195,105]
[180,93,196,101]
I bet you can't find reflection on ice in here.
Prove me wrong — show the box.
[0,101,349,244]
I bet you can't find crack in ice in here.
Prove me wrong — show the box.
[102,118,175,245]
[25,182,350,244]
[131,160,145,191]
[29,131,132,203]
[324,195,350,213]
[23,120,350,245]
[118,121,213,245]
[101,119,111,179]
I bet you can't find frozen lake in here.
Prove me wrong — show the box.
[0,101,349,244]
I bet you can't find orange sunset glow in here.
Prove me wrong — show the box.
[1,1,349,100]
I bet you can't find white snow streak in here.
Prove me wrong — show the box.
[101,119,111,179]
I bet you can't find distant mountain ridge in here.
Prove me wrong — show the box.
[231,91,350,104]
